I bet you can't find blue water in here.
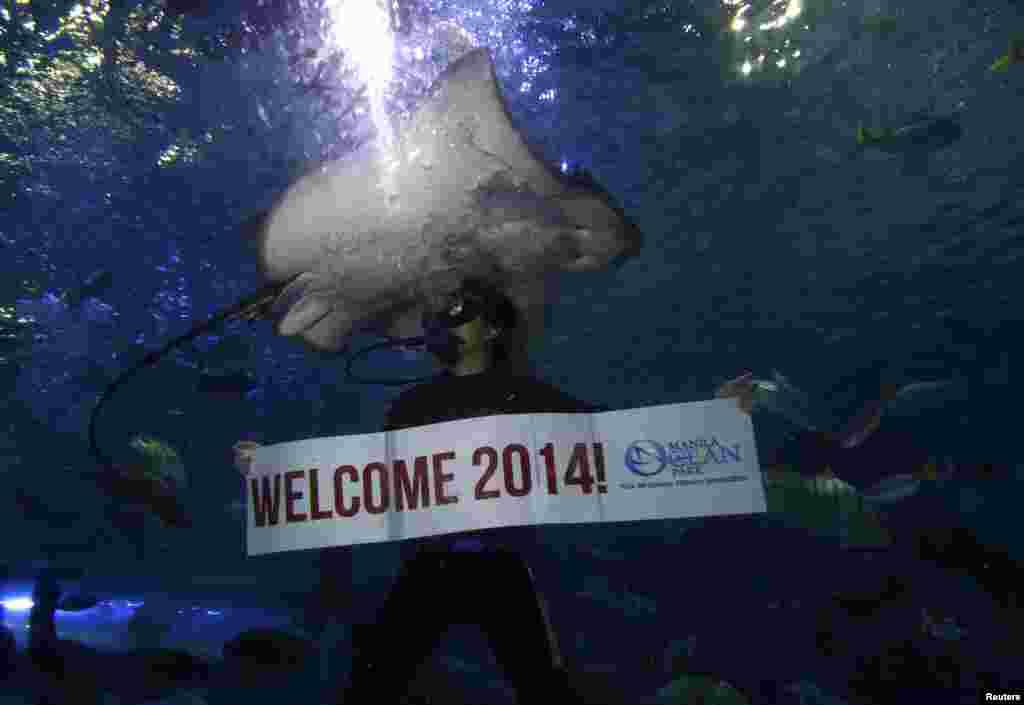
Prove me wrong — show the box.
[2,0,1022,703]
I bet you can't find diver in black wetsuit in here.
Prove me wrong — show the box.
[340,279,603,705]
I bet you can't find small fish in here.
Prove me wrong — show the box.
[163,0,210,17]
[37,538,102,559]
[832,575,909,618]
[972,462,997,479]
[578,545,629,562]
[921,608,967,641]
[914,527,1023,611]
[803,466,857,497]
[861,13,899,36]
[57,594,101,612]
[107,647,211,701]
[222,628,313,677]
[749,371,830,433]
[990,36,1024,72]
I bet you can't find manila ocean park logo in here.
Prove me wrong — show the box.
[624,437,742,478]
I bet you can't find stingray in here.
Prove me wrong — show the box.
[249,48,642,355]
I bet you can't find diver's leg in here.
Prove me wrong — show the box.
[343,547,455,705]
[475,547,583,705]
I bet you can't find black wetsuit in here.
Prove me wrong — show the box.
[383,368,603,432]
[343,367,602,705]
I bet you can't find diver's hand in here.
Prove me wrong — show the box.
[232,440,262,477]
[715,372,757,414]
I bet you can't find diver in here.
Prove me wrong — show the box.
[235,279,758,704]
[347,280,616,705]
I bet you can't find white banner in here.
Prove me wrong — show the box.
[245,399,766,556]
